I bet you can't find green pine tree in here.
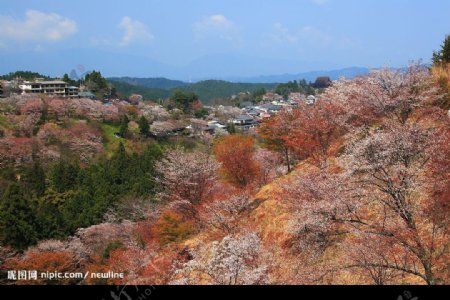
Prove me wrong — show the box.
[0,183,38,250]
[119,115,129,138]
[22,161,46,197]
[138,115,150,136]
[50,160,80,193]
[433,34,450,65]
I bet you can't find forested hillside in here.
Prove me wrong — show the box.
[110,78,277,103]
[1,61,448,285]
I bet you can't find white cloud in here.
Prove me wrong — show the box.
[264,23,332,48]
[0,10,77,42]
[193,14,241,43]
[118,16,154,46]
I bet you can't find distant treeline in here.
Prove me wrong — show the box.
[109,77,278,103]
[0,71,51,81]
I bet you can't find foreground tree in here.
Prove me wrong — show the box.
[283,123,449,284]
[199,189,253,234]
[213,135,260,187]
[286,101,344,167]
[258,110,297,172]
[156,148,219,206]
[172,231,268,284]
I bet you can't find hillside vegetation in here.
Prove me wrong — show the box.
[0,61,448,285]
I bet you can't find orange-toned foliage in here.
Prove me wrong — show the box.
[213,134,260,187]
[152,211,195,246]
[286,101,344,166]
[3,251,78,284]
[258,110,297,172]
[82,255,111,285]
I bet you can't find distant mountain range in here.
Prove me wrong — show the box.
[108,77,188,90]
[0,48,372,81]
[108,67,370,103]
[224,67,370,83]
[0,47,373,103]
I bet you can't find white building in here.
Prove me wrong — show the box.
[19,80,78,97]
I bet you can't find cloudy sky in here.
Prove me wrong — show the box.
[0,0,449,79]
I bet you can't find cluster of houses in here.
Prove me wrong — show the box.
[228,93,316,131]
[183,92,317,137]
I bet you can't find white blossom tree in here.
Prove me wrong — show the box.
[283,122,448,284]
[171,231,268,285]
[156,148,219,205]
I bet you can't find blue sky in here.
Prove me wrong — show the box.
[0,0,449,79]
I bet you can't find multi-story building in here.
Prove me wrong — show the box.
[19,80,79,97]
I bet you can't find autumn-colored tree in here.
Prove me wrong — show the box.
[107,245,156,285]
[424,126,450,242]
[258,110,297,172]
[152,211,195,246]
[213,135,260,187]
[3,250,78,284]
[286,101,344,167]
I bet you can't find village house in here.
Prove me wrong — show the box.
[288,92,305,102]
[78,91,96,99]
[19,79,79,97]
[207,120,227,135]
[262,92,283,102]
[239,101,253,108]
[306,95,316,105]
[186,118,209,136]
[256,103,283,114]
[229,114,260,132]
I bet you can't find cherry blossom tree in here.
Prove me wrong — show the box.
[171,231,268,285]
[324,63,440,128]
[254,148,283,186]
[199,190,253,234]
[156,148,219,206]
[283,122,448,284]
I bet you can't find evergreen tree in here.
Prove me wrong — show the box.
[109,142,129,186]
[138,115,150,136]
[170,89,199,113]
[22,161,46,197]
[226,122,237,134]
[433,35,450,65]
[36,188,77,239]
[0,183,37,250]
[119,115,129,138]
[50,160,80,193]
